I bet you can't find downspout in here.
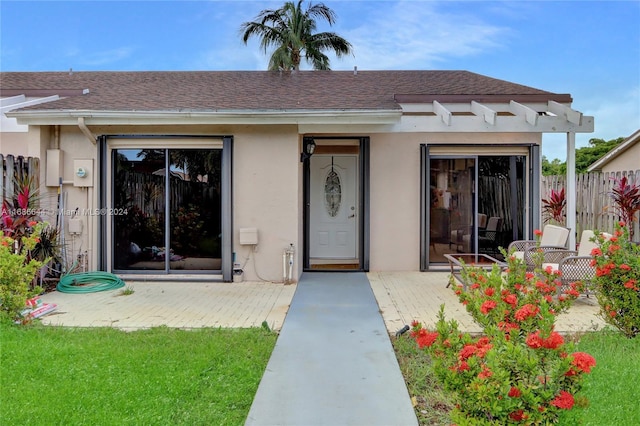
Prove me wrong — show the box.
[77,117,96,145]
[53,125,60,149]
[77,117,98,271]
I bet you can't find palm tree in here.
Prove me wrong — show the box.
[240,0,353,71]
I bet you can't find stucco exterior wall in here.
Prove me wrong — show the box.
[8,121,545,279]
[232,126,301,282]
[38,124,301,280]
[368,132,540,271]
[600,142,640,174]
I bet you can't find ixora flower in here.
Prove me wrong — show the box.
[480,300,497,314]
[410,328,438,349]
[509,409,528,421]
[526,330,565,350]
[514,304,540,321]
[571,352,597,374]
[508,387,522,398]
[550,390,575,410]
[409,248,595,424]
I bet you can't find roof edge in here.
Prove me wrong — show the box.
[587,128,640,171]
[394,93,573,104]
[6,108,403,126]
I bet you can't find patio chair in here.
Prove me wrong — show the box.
[507,224,570,270]
[477,216,503,255]
[541,230,612,295]
[450,213,487,252]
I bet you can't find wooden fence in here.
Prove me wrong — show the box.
[1,154,40,203]
[542,170,640,239]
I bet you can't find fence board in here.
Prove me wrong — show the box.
[1,154,41,205]
[542,170,640,240]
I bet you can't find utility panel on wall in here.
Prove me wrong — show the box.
[239,228,259,245]
[73,159,93,187]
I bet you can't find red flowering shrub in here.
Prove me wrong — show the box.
[592,222,640,338]
[410,248,595,424]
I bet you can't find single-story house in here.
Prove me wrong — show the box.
[0,70,594,282]
[587,128,640,173]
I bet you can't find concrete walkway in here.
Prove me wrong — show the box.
[245,272,417,426]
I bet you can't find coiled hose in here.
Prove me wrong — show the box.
[57,272,126,293]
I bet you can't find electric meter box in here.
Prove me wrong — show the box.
[239,228,258,245]
[73,159,94,187]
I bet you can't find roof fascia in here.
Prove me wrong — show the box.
[6,109,402,126]
[394,93,574,103]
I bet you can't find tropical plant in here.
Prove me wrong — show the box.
[1,175,41,252]
[240,0,353,70]
[410,246,595,424]
[609,176,640,239]
[542,187,566,224]
[592,222,640,338]
[0,228,44,322]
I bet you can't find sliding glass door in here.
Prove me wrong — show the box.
[428,155,525,264]
[113,148,222,272]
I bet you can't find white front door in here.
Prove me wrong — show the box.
[309,154,358,259]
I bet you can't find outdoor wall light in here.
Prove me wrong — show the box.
[300,139,316,162]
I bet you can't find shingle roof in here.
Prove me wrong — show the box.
[0,70,571,112]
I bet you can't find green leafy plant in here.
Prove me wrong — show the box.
[1,175,41,253]
[542,187,566,224]
[410,247,595,424]
[0,229,43,322]
[610,176,640,239]
[592,221,640,338]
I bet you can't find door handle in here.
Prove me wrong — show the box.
[348,214,355,218]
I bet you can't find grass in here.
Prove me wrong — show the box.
[117,286,135,296]
[0,321,276,425]
[394,329,640,426]
[392,334,453,425]
[559,330,640,425]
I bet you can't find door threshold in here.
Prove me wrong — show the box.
[309,263,360,270]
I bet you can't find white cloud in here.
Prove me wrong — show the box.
[330,1,509,70]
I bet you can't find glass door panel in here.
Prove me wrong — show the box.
[113,148,222,272]
[477,156,525,260]
[168,149,221,271]
[429,158,475,262]
[113,149,166,270]
[428,155,526,265]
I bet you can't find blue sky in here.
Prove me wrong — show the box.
[2,0,639,161]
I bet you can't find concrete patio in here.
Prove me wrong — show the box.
[38,271,606,335]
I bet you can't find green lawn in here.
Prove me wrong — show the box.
[394,329,640,426]
[559,330,640,425]
[1,321,276,425]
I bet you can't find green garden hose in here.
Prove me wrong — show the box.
[57,272,126,293]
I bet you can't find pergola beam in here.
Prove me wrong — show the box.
[509,100,539,126]
[470,101,496,125]
[432,100,452,126]
[548,100,583,125]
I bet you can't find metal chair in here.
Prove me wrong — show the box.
[478,216,503,256]
[507,224,570,270]
[541,230,612,295]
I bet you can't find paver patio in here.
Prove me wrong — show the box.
[38,272,606,334]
